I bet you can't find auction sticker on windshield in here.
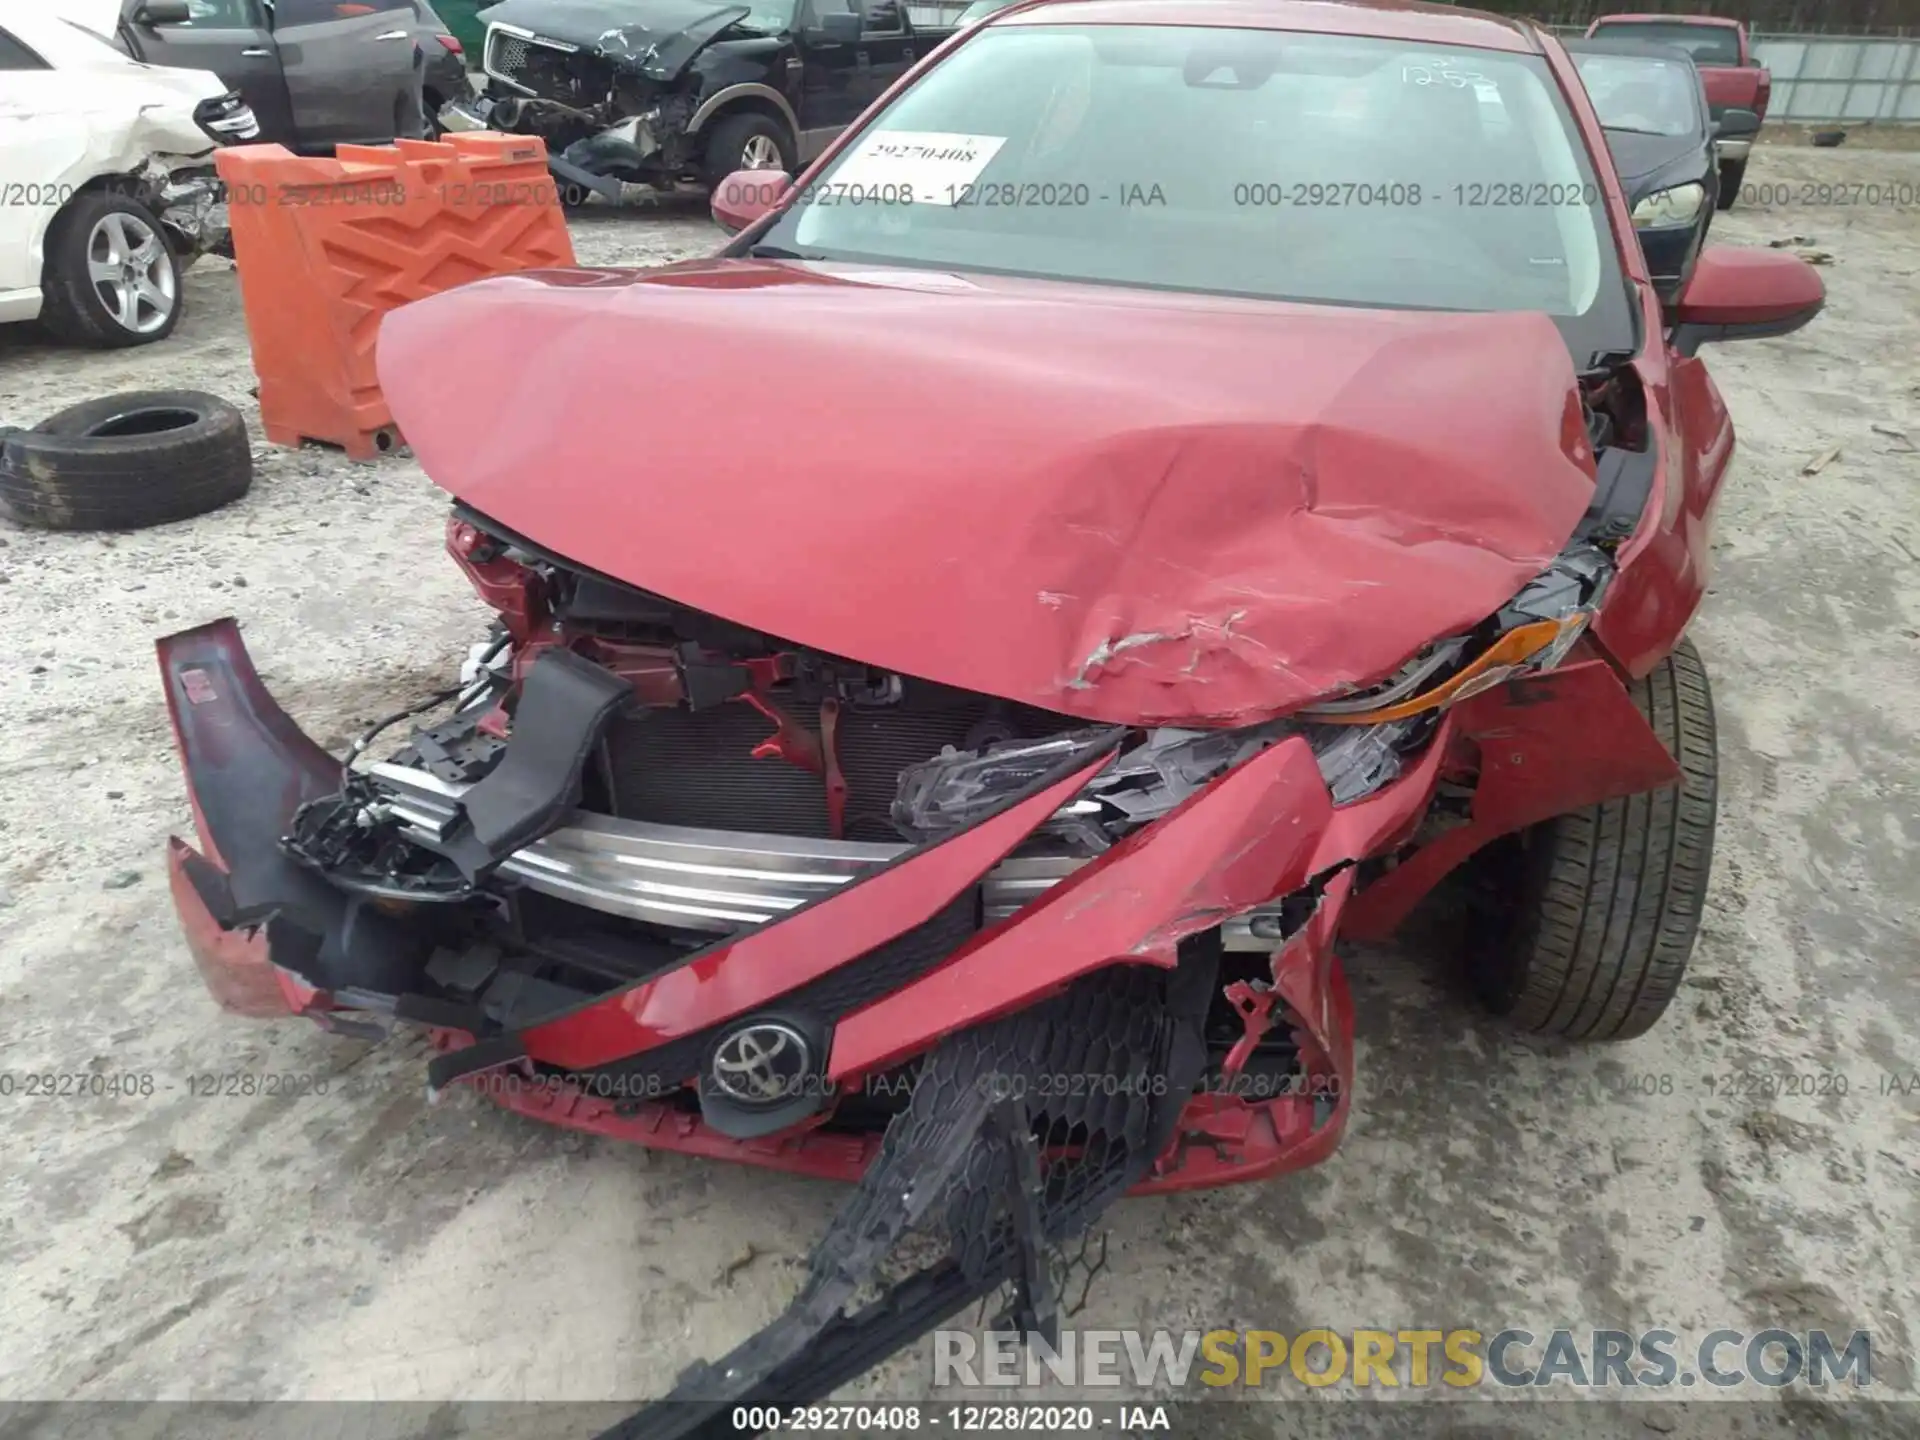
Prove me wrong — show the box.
[824,131,1007,207]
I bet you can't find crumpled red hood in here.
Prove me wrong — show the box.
[378,260,1597,726]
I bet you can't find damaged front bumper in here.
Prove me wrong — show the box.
[160,606,1682,1429]
[144,158,231,263]
[439,93,680,206]
[159,618,1388,1190]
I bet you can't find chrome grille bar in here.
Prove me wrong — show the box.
[365,763,1284,947]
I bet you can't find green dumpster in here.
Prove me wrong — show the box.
[432,0,490,67]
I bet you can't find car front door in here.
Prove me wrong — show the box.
[794,0,861,148]
[854,0,914,110]
[267,0,422,148]
[118,0,297,145]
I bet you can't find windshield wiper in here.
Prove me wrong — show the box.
[749,243,817,260]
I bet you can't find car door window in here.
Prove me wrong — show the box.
[175,0,266,23]
[862,0,904,35]
[272,0,410,22]
[0,27,49,68]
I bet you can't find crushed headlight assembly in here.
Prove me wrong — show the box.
[890,727,1126,841]
[1299,544,1614,726]
[893,715,1426,851]
[894,547,1613,847]
[1631,182,1707,227]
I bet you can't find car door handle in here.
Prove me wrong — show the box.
[375,29,410,41]
[241,47,271,56]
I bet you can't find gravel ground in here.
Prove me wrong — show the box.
[1,140,1916,1436]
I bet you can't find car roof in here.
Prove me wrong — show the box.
[1591,12,1743,29]
[997,0,1545,54]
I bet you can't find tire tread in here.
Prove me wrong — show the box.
[0,391,252,532]
[1481,641,1717,1042]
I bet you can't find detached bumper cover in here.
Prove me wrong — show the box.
[160,620,430,1019]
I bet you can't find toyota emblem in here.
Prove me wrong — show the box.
[710,1021,812,1106]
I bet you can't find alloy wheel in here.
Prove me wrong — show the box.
[741,134,783,170]
[86,213,176,337]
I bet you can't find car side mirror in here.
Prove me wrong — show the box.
[711,168,791,234]
[1668,244,1824,357]
[1714,107,1761,140]
[133,0,194,23]
[805,12,863,44]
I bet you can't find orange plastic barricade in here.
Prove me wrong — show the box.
[215,134,576,460]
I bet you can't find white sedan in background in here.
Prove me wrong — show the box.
[0,2,256,347]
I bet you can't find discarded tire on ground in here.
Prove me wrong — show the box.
[1466,639,1718,1042]
[0,391,252,532]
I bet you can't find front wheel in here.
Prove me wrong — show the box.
[700,112,795,192]
[1466,640,1717,1042]
[40,191,183,348]
[1716,157,1747,211]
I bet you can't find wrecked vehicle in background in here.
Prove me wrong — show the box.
[439,0,944,199]
[0,1,256,347]
[159,0,1826,1431]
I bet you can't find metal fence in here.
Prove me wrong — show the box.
[1753,34,1920,118]
[904,8,1920,122]
[1547,24,1920,118]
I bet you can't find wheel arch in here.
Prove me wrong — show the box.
[688,84,799,145]
[1340,651,1686,944]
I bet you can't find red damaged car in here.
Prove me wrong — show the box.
[157,0,1822,1429]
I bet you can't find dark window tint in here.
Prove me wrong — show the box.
[1591,22,1741,66]
[0,26,49,68]
[170,0,264,22]
[275,0,411,22]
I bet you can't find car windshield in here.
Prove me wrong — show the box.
[1590,22,1741,66]
[737,0,797,34]
[758,25,1635,364]
[1574,52,1702,136]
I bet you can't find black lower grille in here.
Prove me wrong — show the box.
[602,687,1058,842]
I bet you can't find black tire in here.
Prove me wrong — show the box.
[1467,640,1717,1042]
[1716,157,1746,211]
[40,190,184,349]
[700,111,795,192]
[0,392,252,532]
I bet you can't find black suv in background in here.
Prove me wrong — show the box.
[109,0,468,149]
[441,0,950,200]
